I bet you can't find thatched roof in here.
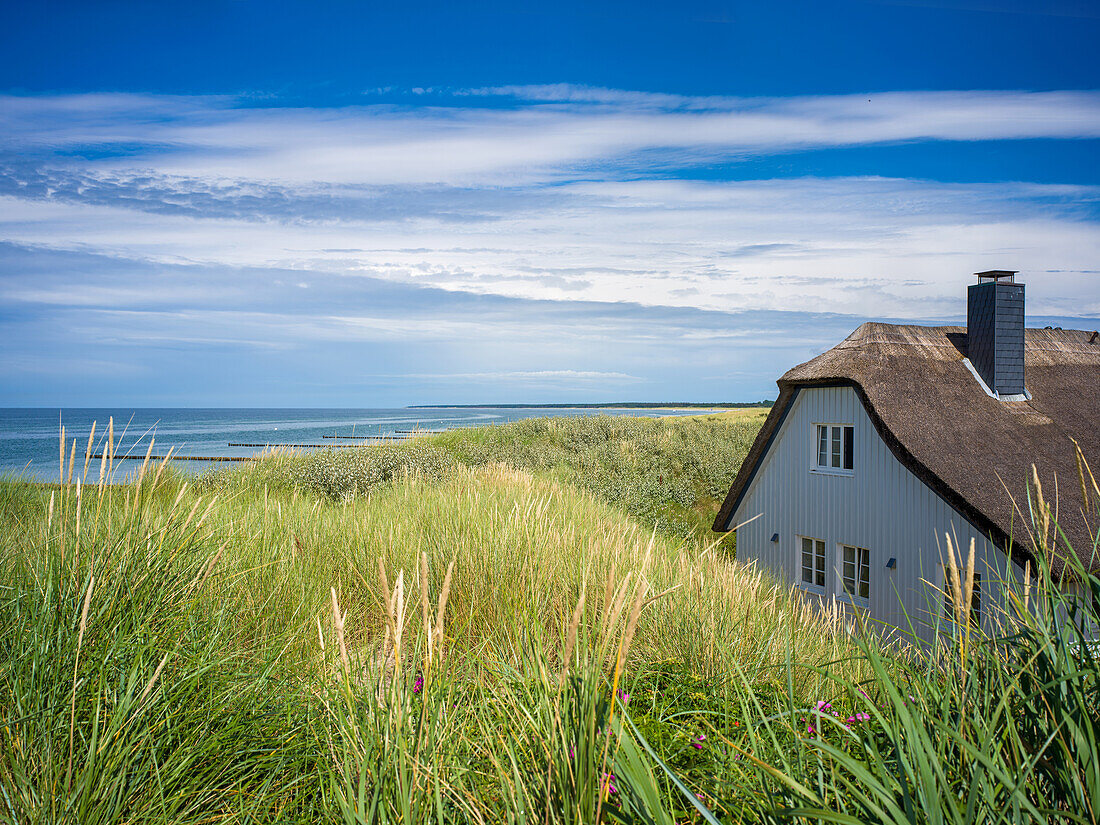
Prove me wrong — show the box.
[714,323,1100,576]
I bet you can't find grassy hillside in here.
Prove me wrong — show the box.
[1,419,1097,824]
[0,457,862,823]
[197,410,770,541]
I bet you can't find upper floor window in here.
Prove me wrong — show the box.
[816,424,853,471]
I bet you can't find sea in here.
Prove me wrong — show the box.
[0,407,709,482]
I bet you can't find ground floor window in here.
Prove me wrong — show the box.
[800,536,826,589]
[841,544,870,601]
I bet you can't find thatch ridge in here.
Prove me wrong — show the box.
[714,323,1100,577]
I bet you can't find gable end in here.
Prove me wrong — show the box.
[714,379,1032,572]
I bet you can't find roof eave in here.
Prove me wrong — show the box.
[713,376,1038,574]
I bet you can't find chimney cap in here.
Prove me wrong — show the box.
[975,270,1018,283]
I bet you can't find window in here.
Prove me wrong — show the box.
[841,545,870,601]
[800,537,826,589]
[815,425,853,471]
[943,568,981,627]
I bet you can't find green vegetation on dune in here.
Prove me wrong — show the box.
[0,462,859,823]
[407,401,773,410]
[199,411,768,541]
[1,417,1098,823]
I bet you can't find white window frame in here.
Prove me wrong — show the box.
[797,535,827,593]
[838,544,870,604]
[811,423,854,475]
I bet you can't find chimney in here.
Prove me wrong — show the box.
[967,270,1025,398]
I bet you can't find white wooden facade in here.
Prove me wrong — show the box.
[730,384,1023,640]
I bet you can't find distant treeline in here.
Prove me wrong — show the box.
[408,401,774,409]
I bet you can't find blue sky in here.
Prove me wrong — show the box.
[1,1,1098,406]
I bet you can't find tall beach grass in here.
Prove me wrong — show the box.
[1,419,1097,823]
[196,412,765,541]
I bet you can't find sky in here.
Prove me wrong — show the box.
[1,0,1098,407]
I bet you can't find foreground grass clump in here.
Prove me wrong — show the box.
[12,463,854,684]
[0,456,855,823]
[2,425,1098,823]
[197,412,766,540]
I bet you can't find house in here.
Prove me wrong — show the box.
[712,271,1100,639]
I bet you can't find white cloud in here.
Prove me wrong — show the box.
[4,89,1100,187]
[2,173,1097,322]
[1,86,1098,405]
[399,370,642,383]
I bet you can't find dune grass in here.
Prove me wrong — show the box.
[1,420,1098,823]
[197,412,763,542]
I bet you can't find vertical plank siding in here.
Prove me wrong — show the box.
[734,385,1019,641]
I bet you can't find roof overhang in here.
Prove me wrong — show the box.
[713,377,1037,574]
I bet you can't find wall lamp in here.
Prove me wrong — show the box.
[886,558,897,569]
[770,533,780,543]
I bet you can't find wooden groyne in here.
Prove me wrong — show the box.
[89,454,257,462]
[320,434,412,440]
[89,436,413,462]
[226,442,366,448]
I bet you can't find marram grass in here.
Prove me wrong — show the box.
[197,412,766,541]
[1,420,1098,823]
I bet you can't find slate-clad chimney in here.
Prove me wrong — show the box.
[967,270,1025,397]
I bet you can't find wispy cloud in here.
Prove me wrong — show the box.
[3,173,1096,320]
[1,86,1097,404]
[4,89,1100,186]
[396,370,642,383]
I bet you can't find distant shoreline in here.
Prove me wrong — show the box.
[408,401,773,410]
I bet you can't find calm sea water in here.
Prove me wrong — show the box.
[0,407,705,481]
